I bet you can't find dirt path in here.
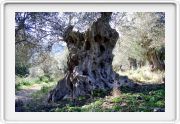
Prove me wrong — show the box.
[15,84,42,104]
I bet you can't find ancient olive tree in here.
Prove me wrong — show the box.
[48,12,129,102]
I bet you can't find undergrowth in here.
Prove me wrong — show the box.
[15,75,58,91]
[17,84,165,112]
[15,73,165,112]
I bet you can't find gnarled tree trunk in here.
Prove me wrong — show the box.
[48,12,128,102]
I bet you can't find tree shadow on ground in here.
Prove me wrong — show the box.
[120,81,165,94]
[15,89,40,112]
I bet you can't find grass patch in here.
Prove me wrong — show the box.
[92,89,108,97]
[18,85,165,112]
[15,79,32,91]
[38,75,55,83]
[15,75,58,91]
[112,105,121,112]
[39,75,49,83]
[111,97,122,103]
[51,86,164,112]
[55,105,82,112]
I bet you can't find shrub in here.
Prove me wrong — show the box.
[67,106,81,112]
[112,105,121,112]
[21,80,31,86]
[111,97,122,103]
[15,78,32,91]
[15,65,29,77]
[94,100,103,106]
[39,75,50,83]
[49,77,54,82]
[32,78,41,84]
[41,86,50,93]
[92,89,107,97]
[15,83,22,91]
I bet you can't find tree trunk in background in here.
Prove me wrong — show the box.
[146,48,165,71]
[48,13,129,102]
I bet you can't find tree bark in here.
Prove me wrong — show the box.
[48,12,128,102]
[146,48,165,71]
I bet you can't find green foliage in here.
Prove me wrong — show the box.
[111,97,122,103]
[21,80,31,86]
[81,99,104,112]
[112,105,121,112]
[77,96,86,101]
[94,99,104,106]
[15,75,57,92]
[52,86,164,112]
[31,78,41,84]
[15,83,22,91]
[92,89,107,97]
[39,75,48,82]
[15,65,29,77]
[31,85,53,99]
[15,79,32,91]
[55,105,82,112]
[38,75,52,83]
[41,86,50,93]
[15,73,164,112]
[18,84,165,112]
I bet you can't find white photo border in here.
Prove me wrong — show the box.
[1,0,180,124]
[1,0,5,123]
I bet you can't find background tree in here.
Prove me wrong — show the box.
[112,12,165,71]
[15,12,101,76]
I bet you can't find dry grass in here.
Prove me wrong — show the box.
[118,66,164,84]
